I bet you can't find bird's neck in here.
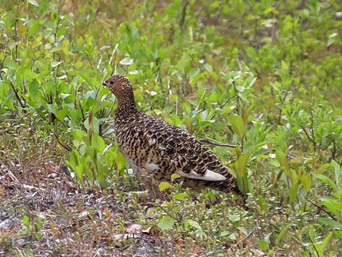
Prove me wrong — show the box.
[115,97,138,120]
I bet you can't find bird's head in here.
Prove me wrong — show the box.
[103,75,136,112]
[103,75,133,100]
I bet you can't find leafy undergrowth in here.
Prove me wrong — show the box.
[1,0,342,256]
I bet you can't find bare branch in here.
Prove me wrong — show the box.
[199,138,237,148]
[306,197,337,222]
[8,79,26,109]
[53,131,73,152]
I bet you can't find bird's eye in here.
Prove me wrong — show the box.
[110,81,114,84]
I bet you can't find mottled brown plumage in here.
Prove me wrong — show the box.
[103,75,243,197]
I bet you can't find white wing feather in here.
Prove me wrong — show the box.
[177,169,226,181]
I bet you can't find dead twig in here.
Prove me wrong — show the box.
[239,226,256,244]
[53,131,73,152]
[8,79,26,109]
[301,125,316,149]
[199,138,237,148]
[0,160,19,182]
[306,197,337,221]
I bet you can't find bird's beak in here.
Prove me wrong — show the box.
[102,82,107,87]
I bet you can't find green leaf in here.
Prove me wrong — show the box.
[258,240,269,252]
[299,173,312,192]
[115,151,126,170]
[276,150,290,176]
[159,181,171,192]
[314,174,337,192]
[328,33,338,47]
[238,152,250,176]
[204,63,213,73]
[29,22,40,37]
[170,114,183,126]
[4,61,19,70]
[92,134,106,153]
[29,79,40,100]
[319,218,342,230]
[173,193,187,201]
[220,231,229,237]
[22,216,30,228]
[242,105,253,126]
[281,60,289,72]
[120,57,133,66]
[289,182,299,203]
[237,226,247,235]
[171,173,181,182]
[229,114,245,139]
[256,195,268,212]
[332,160,341,191]
[158,216,174,231]
[320,197,342,217]
[316,163,330,174]
[276,224,291,245]
[205,191,216,201]
[184,219,204,235]
[316,232,332,257]
[51,61,62,68]
[229,214,241,223]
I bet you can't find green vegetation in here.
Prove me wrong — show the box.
[1,0,342,256]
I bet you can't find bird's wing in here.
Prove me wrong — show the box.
[141,117,229,182]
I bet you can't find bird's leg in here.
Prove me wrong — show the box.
[135,168,168,201]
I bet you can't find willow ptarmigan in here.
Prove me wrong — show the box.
[103,75,243,197]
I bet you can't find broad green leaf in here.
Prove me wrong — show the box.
[220,231,229,237]
[299,173,312,192]
[5,61,19,70]
[289,182,299,203]
[204,63,213,73]
[316,164,330,174]
[51,61,62,68]
[319,218,342,230]
[184,219,204,234]
[205,191,216,201]
[242,105,253,126]
[258,240,269,252]
[320,197,342,217]
[29,79,40,100]
[238,152,250,176]
[332,160,341,191]
[276,224,291,245]
[173,193,187,201]
[314,174,337,192]
[29,22,40,37]
[256,195,268,212]
[22,216,30,227]
[281,61,289,72]
[158,216,174,231]
[159,182,171,192]
[104,145,117,165]
[316,232,332,257]
[276,150,290,176]
[115,151,126,170]
[238,226,248,235]
[229,115,245,139]
[229,215,241,223]
[171,173,181,182]
[92,134,106,153]
[170,114,182,126]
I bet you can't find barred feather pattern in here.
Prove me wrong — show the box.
[103,75,243,196]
